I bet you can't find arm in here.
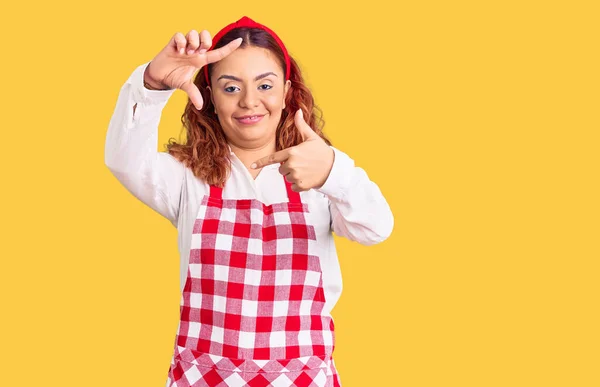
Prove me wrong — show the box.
[316,147,394,245]
[104,61,185,227]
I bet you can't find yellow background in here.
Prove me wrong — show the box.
[1,0,599,386]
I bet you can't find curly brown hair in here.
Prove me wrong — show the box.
[165,27,332,188]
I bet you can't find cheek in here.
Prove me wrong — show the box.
[265,94,286,112]
[214,93,235,112]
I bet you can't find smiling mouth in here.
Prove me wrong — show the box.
[235,114,265,124]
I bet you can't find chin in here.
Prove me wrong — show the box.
[237,122,274,137]
[241,129,276,144]
[223,117,277,144]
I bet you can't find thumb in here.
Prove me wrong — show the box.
[180,81,204,110]
[295,109,317,141]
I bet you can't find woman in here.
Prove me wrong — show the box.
[105,16,393,387]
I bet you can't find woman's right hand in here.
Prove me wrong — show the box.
[143,30,243,110]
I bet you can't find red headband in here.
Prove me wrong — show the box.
[203,16,291,85]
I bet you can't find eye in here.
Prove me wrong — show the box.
[224,86,240,93]
[259,84,273,90]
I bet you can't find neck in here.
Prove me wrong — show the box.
[228,139,277,171]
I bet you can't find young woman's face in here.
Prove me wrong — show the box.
[209,46,291,150]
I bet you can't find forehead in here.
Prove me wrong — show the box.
[212,46,283,78]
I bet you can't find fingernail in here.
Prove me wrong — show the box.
[179,48,184,54]
[187,49,194,55]
[251,163,257,169]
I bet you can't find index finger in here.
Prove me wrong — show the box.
[251,148,291,169]
[205,38,243,64]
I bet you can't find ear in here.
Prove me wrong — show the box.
[282,80,291,109]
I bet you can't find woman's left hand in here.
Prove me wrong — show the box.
[251,109,334,192]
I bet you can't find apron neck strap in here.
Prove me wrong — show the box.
[209,185,223,199]
[284,179,301,203]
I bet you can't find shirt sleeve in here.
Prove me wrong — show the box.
[104,61,185,227]
[315,147,394,245]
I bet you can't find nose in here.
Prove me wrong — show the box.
[239,87,260,108]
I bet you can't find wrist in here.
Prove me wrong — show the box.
[143,66,172,91]
[317,147,335,189]
[316,147,353,198]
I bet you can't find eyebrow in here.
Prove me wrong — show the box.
[217,72,278,82]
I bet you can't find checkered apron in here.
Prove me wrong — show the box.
[165,176,342,386]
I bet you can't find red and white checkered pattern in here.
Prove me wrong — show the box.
[166,344,341,386]
[166,179,341,386]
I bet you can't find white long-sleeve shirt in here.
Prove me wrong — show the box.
[105,61,394,316]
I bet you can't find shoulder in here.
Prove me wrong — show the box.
[157,151,187,169]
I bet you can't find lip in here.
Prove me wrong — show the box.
[235,114,265,125]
